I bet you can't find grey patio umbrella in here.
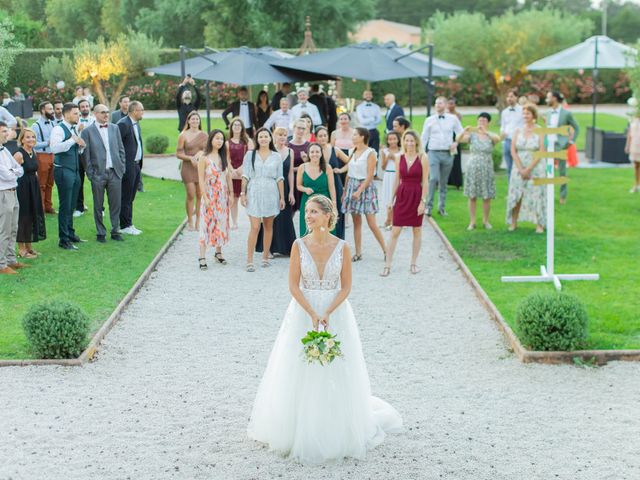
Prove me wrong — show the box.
[526,35,637,157]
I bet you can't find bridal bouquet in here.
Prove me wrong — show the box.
[301,330,343,366]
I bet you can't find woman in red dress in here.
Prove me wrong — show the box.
[380,130,429,277]
[227,117,254,229]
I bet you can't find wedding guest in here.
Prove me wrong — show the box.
[271,82,291,111]
[50,103,86,250]
[255,90,272,129]
[326,93,338,134]
[80,104,126,243]
[446,97,463,189]
[0,121,25,274]
[380,131,401,230]
[197,129,233,270]
[33,101,56,214]
[0,105,17,128]
[176,111,208,231]
[355,90,381,153]
[457,113,501,230]
[53,100,64,124]
[290,88,322,129]
[384,93,404,133]
[111,95,130,124]
[316,126,348,239]
[223,87,256,137]
[545,91,579,205]
[176,76,202,131]
[380,130,429,277]
[14,128,45,258]
[13,87,25,102]
[341,127,386,261]
[256,127,296,256]
[420,96,463,217]
[2,93,11,106]
[500,89,524,180]
[289,119,311,211]
[74,98,95,217]
[241,128,285,271]
[72,86,85,105]
[331,112,354,154]
[625,111,640,193]
[263,97,293,135]
[506,104,545,233]
[297,143,336,236]
[392,116,410,136]
[308,84,328,126]
[227,117,254,229]
[300,114,315,142]
[83,87,94,107]
[117,100,145,235]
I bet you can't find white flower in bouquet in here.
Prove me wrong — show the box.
[301,330,343,366]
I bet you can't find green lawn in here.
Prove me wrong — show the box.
[140,112,627,155]
[435,168,640,350]
[0,176,185,359]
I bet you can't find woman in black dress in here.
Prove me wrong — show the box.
[447,97,463,189]
[255,91,272,129]
[14,128,46,258]
[256,126,297,256]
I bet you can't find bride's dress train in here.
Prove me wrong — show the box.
[248,238,402,464]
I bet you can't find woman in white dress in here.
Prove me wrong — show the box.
[247,194,402,464]
[379,131,401,230]
[241,127,285,271]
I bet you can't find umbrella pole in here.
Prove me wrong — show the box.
[591,37,599,159]
[409,78,413,122]
[427,45,434,117]
[206,81,211,133]
[180,45,186,79]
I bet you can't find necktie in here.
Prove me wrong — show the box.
[0,146,4,151]
[100,124,108,128]
[438,115,444,119]
[44,121,51,125]
[366,103,372,106]
[241,102,247,106]
[509,108,515,112]
[71,126,77,135]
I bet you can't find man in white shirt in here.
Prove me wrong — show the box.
[420,96,463,216]
[0,105,17,129]
[499,90,523,180]
[355,90,382,152]
[290,88,322,129]
[0,121,25,273]
[263,98,293,135]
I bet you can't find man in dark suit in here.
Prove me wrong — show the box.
[308,84,328,127]
[222,87,256,137]
[117,100,144,235]
[325,94,338,135]
[384,93,405,133]
[110,95,130,124]
[270,83,290,111]
[81,104,126,242]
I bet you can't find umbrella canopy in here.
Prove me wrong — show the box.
[147,47,328,84]
[270,42,463,82]
[527,35,637,71]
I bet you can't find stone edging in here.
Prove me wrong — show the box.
[428,217,640,365]
[0,219,187,368]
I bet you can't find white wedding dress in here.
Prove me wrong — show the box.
[247,238,403,464]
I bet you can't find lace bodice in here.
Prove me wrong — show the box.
[298,239,344,290]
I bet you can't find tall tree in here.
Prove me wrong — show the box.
[135,0,207,47]
[0,18,24,87]
[428,9,593,107]
[45,0,103,46]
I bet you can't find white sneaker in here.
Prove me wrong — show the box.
[630,186,639,193]
[120,226,136,235]
[130,226,142,235]
[73,210,84,217]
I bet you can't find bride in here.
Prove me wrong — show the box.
[247,194,402,463]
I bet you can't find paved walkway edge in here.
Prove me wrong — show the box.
[428,217,640,365]
[0,219,188,368]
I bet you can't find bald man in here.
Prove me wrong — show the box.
[384,93,404,133]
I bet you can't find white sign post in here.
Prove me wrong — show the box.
[501,127,599,291]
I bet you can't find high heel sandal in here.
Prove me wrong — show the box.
[379,267,391,277]
[246,263,255,272]
[261,259,271,268]
[410,264,421,275]
[352,254,363,262]
[214,252,227,264]
[18,250,37,259]
[198,257,208,270]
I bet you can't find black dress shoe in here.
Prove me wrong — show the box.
[59,242,78,250]
[96,235,106,243]
[70,235,87,243]
[110,234,124,242]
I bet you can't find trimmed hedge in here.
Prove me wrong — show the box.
[146,134,170,154]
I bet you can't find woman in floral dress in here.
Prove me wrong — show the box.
[457,112,500,230]
[197,129,234,270]
[505,104,545,233]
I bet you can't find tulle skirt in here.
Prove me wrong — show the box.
[247,288,402,464]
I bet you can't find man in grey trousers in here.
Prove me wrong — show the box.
[420,96,463,217]
[80,104,126,243]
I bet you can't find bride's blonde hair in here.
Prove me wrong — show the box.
[306,194,338,232]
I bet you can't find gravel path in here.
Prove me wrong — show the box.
[1,210,639,480]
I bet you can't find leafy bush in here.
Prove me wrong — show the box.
[146,134,169,154]
[22,300,90,359]
[492,143,503,172]
[516,292,588,351]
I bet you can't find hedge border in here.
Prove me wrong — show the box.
[428,217,640,365]
[0,219,187,368]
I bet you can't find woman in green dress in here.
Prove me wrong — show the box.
[296,143,337,236]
